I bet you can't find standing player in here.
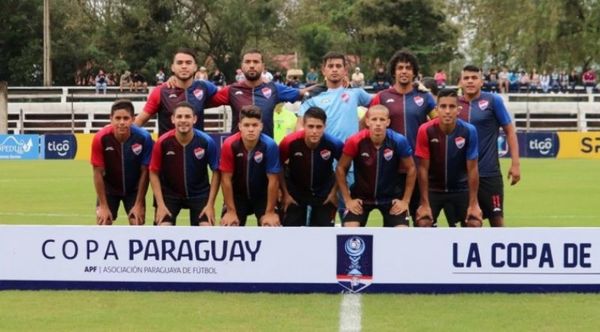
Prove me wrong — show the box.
[91,99,153,225]
[459,65,521,227]
[279,107,344,227]
[149,102,221,226]
[415,89,482,227]
[209,49,312,138]
[135,48,218,136]
[219,105,282,226]
[336,105,416,227]
[370,50,436,224]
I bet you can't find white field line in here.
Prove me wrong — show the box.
[339,293,362,332]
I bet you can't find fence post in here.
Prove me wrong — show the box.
[0,81,7,134]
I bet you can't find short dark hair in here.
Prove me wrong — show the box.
[173,47,197,64]
[240,105,262,121]
[437,88,458,100]
[111,99,134,116]
[303,107,327,124]
[173,101,195,115]
[242,48,263,62]
[462,64,481,73]
[388,49,419,79]
[322,51,347,67]
[421,77,439,96]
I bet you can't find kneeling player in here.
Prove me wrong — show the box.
[91,99,153,225]
[279,107,344,226]
[336,105,416,227]
[220,105,282,226]
[415,89,482,227]
[149,102,221,226]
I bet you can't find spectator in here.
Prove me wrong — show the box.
[568,69,579,93]
[486,68,498,93]
[434,69,447,88]
[559,70,570,93]
[273,71,283,84]
[155,69,165,85]
[120,70,132,92]
[508,70,519,92]
[372,67,391,91]
[550,70,561,93]
[519,70,529,92]
[306,67,319,85]
[235,68,245,82]
[539,70,551,93]
[195,66,209,80]
[529,68,540,93]
[210,68,226,87]
[132,71,148,92]
[582,68,596,94]
[498,67,510,93]
[351,67,365,88]
[95,70,108,94]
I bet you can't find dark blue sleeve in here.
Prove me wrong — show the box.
[466,124,479,160]
[203,80,219,98]
[425,92,436,113]
[264,137,282,174]
[205,133,220,171]
[492,94,512,126]
[141,132,154,166]
[392,131,413,157]
[332,135,344,160]
[275,83,300,102]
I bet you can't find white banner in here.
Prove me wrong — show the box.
[1,226,599,293]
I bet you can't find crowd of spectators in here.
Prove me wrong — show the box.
[481,67,598,94]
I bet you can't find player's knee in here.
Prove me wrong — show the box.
[465,219,482,228]
[415,217,433,227]
[489,216,504,227]
[343,221,361,227]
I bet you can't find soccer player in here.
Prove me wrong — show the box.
[219,105,282,226]
[415,89,482,227]
[336,105,416,227]
[135,48,218,136]
[91,99,153,225]
[459,65,521,227]
[209,49,312,138]
[370,49,437,224]
[278,107,344,226]
[149,102,221,226]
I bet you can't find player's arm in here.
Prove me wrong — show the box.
[336,153,362,215]
[220,172,240,226]
[128,166,149,225]
[391,156,415,215]
[279,171,298,212]
[199,170,221,226]
[149,171,171,225]
[465,159,482,227]
[261,173,281,227]
[93,166,112,225]
[503,122,521,185]
[415,158,433,223]
[135,86,161,127]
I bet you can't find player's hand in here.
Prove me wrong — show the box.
[165,75,177,89]
[199,205,215,226]
[508,164,521,185]
[260,212,281,227]
[465,204,483,227]
[220,211,240,226]
[96,205,113,225]
[346,198,363,215]
[155,204,172,225]
[128,203,146,225]
[390,199,408,215]
[415,204,433,227]
[282,193,298,212]
[323,191,338,207]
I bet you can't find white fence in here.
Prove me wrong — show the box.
[4,87,600,134]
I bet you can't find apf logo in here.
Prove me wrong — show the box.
[529,138,553,155]
[336,235,373,293]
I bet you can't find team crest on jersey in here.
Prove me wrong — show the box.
[254,151,264,163]
[320,149,331,160]
[131,143,142,155]
[194,147,205,159]
[193,88,204,100]
[478,99,489,110]
[341,93,350,103]
[455,136,465,149]
[261,87,272,98]
[414,95,424,107]
[383,148,393,161]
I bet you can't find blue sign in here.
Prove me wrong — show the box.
[336,235,373,293]
[0,135,40,160]
[43,134,77,159]
[524,132,559,158]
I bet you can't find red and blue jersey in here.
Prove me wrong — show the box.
[149,129,219,199]
[219,132,281,199]
[91,125,153,196]
[458,92,511,177]
[279,130,344,201]
[415,118,479,192]
[143,80,218,135]
[371,87,436,149]
[343,129,413,204]
[211,81,300,138]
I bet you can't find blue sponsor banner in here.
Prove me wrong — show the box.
[43,134,78,159]
[209,132,231,157]
[524,132,559,158]
[0,134,40,160]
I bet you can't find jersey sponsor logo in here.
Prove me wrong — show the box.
[294,152,303,157]
[414,95,424,107]
[194,147,205,159]
[385,98,395,104]
[320,149,331,160]
[105,146,115,151]
[236,152,244,157]
[254,151,263,163]
[430,138,439,143]
[341,93,350,103]
[234,91,244,96]
[383,148,393,161]
[166,151,176,155]
[321,98,332,104]
[193,88,204,100]
[478,99,489,111]
[261,87,272,99]
[168,93,178,99]
[131,143,142,155]
[455,137,465,149]
[360,152,370,158]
